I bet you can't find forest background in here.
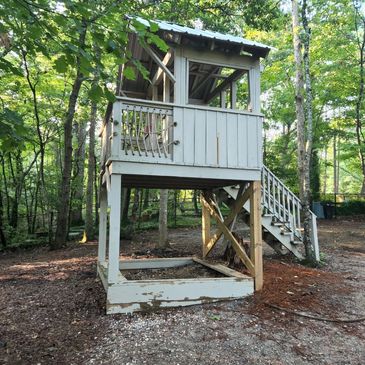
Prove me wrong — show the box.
[0,0,364,250]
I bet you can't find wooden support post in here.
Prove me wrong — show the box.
[230,81,237,109]
[201,195,211,258]
[107,174,122,284]
[249,180,263,290]
[98,186,108,264]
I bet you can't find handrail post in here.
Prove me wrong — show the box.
[310,212,320,262]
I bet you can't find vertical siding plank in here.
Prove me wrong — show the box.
[183,108,195,164]
[237,114,248,168]
[216,111,227,167]
[194,109,206,166]
[172,107,184,164]
[206,110,217,166]
[227,113,238,168]
[247,115,257,168]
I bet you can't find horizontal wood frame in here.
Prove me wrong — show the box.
[97,257,253,314]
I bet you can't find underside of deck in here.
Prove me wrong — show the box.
[105,160,260,189]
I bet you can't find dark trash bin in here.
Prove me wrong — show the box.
[322,202,335,219]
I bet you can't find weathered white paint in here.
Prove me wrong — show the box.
[107,174,122,284]
[106,277,253,314]
[109,160,261,182]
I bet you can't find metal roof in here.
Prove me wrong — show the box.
[129,16,271,57]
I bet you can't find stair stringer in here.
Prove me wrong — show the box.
[223,186,304,260]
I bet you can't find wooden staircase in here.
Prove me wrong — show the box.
[218,166,320,261]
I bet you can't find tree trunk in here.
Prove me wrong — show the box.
[353,5,365,194]
[85,101,97,240]
[53,23,87,249]
[0,178,6,247]
[121,188,131,223]
[292,0,314,261]
[70,120,87,225]
[158,189,169,248]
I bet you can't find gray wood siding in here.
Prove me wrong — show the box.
[173,105,262,170]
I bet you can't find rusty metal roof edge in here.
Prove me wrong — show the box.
[127,16,272,56]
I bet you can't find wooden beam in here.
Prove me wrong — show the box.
[230,81,237,109]
[205,69,245,103]
[143,45,176,84]
[151,50,173,86]
[202,186,250,257]
[191,66,221,99]
[249,181,263,290]
[201,195,211,257]
[201,196,255,276]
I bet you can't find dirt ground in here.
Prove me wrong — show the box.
[0,217,364,365]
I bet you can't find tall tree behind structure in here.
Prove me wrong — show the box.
[291,0,314,261]
[353,1,365,194]
[85,101,97,240]
[71,120,87,225]
[53,21,88,249]
[158,189,169,248]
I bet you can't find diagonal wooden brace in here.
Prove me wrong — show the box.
[201,187,250,257]
[200,194,255,277]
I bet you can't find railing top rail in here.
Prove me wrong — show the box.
[115,96,264,118]
[116,96,174,109]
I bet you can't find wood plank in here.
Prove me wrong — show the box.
[201,187,250,257]
[143,45,176,84]
[201,196,211,258]
[107,174,122,284]
[201,197,255,275]
[119,257,194,270]
[227,113,238,167]
[183,108,195,164]
[192,257,250,279]
[237,114,248,168]
[216,111,227,167]
[151,50,173,85]
[206,110,217,166]
[194,109,206,165]
[249,181,263,290]
[205,69,246,103]
[107,276,253,314]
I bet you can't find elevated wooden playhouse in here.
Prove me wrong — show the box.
[97,18,320,314]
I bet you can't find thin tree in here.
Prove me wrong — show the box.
[291,0,315,262]
[53,21,88,249]
[85,100,97,240]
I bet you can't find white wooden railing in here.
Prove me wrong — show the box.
[113,98,174,159]
[262,165,319,260]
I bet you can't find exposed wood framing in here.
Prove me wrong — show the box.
[205,69,245,103]
[151,50,173,85]
[201,186,250,257]
[200,190,255,276]
[143,45,176,84]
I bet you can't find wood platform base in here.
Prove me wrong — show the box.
[97,257,253,314]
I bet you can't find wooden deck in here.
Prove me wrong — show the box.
[100,97,263,187]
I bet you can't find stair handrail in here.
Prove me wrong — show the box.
[262,165,320,261]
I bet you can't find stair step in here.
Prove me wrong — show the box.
[263,213,274,217]
[281,231,292,236]
[272,222,284,227]
[291,240,302,245]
